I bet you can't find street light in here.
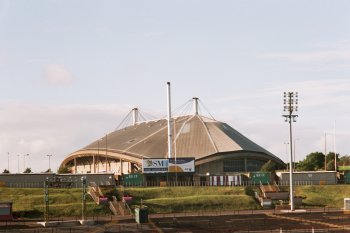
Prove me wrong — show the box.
[324,130,337,171]
[81,176,87,221]
[283,91,299,211]
[23,154,29,172]
[96,138,103,173]
[17,155,20,173]
[324,132,328,171]
[46,155,52,172]
[105,134,108,172]
[7,152,10,172]
[284,142,289,170]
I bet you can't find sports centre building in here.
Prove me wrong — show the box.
[60,98,285,180]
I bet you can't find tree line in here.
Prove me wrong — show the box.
[261,152,350,172]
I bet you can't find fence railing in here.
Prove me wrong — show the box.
[121,180,324,187]
[1,180,337,188]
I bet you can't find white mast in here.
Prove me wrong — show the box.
[192,97,199,115]
[167,82,173,159]
[132,108,139,126]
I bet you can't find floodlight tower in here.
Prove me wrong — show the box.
[283,91,298,211]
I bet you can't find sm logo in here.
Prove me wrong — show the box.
[145,159,168,168]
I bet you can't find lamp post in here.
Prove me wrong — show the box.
[7,152,10,172]
[44,177,49,222]
[105,134,108,172]
[284,142,289,170]
[17,155,20,173]
[324,132,327,171]
[97,138,101,173]
[333,121,337,171]
[81,176,87,221]
[23,154,29,172]
[283,91,298,211]
[46,155,52,172]
[324,132,337,171]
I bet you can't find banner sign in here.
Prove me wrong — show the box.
[142,159,169,173]
[168,157,195,173]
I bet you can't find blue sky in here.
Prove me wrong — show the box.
[1,0,350,172]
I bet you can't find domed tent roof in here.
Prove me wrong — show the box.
[61,114,284,167]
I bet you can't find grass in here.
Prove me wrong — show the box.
[0,187,110,218]
[143,195,259,213]
[124,186,260,213]
[3,185,350,218]
[295,185,350,208]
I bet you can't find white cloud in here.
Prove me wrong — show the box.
[207,79,350,162]
[0,51,8,65]
[262,40,350,70]
[0,102,131,173]
[265,51,350,63]
[42,64,73,85]
[211,79,350,109]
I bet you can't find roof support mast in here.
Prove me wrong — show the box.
[193,97,199,115]
[132,108,139,126]
[167,82,173,159]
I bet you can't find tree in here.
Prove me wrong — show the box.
[2,169,10,174]
[296,152,325,171]
[325,152,339,171]
[57,165,71,174]
[23,168,32,173]
[339,155,350,166]
[326,160,335,171]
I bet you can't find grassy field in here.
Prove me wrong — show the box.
[0,187,110,218]
[2,185,350,218]
[295,185,350,208]
[124,186,260,213]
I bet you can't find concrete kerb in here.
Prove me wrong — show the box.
[37,219,95,227]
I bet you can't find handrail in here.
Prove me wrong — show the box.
[274,181,281,191]
[109,200,118,215]
[88,185,101,204]
[122,197,133,216]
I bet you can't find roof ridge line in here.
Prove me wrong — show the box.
[197,115,219,153]
[173,115,196,142]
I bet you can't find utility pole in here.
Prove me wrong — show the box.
[105,134,108,172]
[284,142,289,170]
[81,176,87,221]
[324,132,327,171]
[17,155,20,173]
[283,91,299,211]
[46,155,52,172]
[44,177,49,222]
[23,154,29,172]
[334,121,337,171]
[7,152,10,172]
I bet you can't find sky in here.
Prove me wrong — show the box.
[1,0,350,173]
